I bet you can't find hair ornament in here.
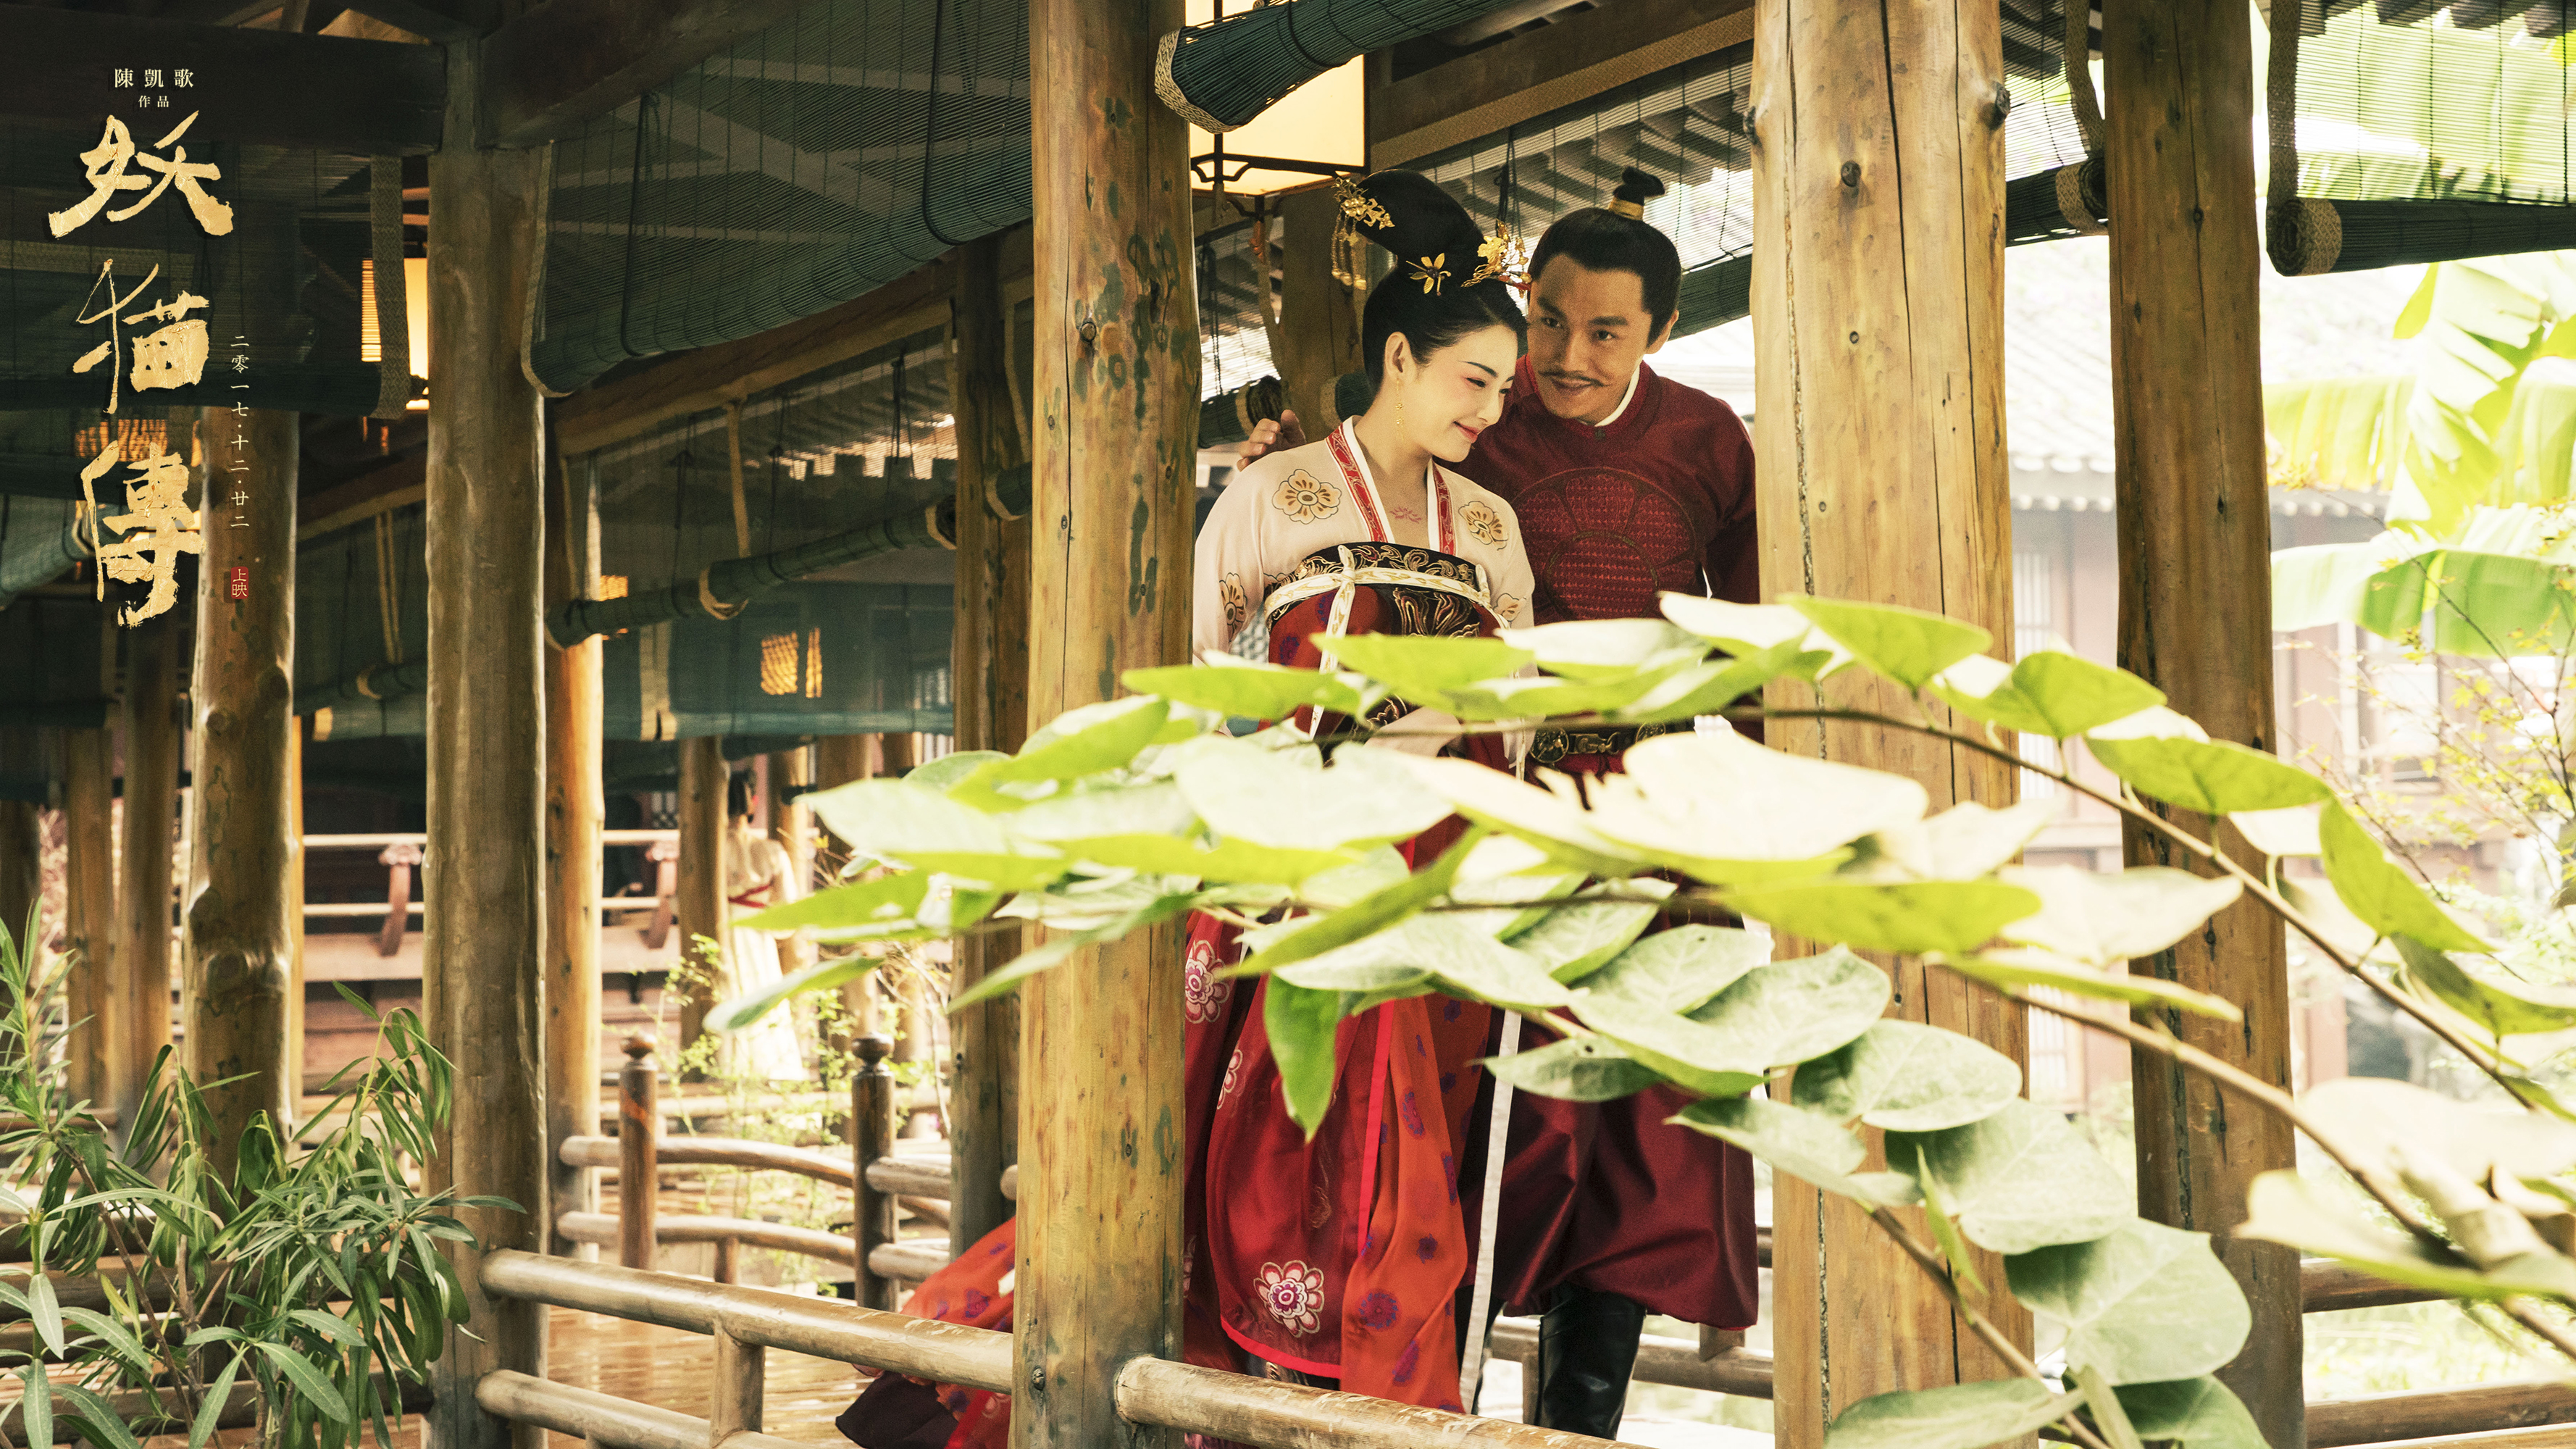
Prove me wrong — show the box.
[1334,172,1393,230]
[1465,225,1528,290]
[1407,254,1452,293]
[1607,165,1668,221]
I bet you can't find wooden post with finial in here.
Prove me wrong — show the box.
[1750,0,2032,1438]
[948,233,1030,1255]
[852,1033,897,1311]
[185,405,299,1182]
[617,1033,659,1271]
[2102,0,2302,1438]
[422,42,550,1449]
[1019,0,1198,1442]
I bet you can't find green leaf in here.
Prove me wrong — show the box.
[1392,755,1655,877]
[2086,737,2333,816]
[1824,1379,2086,1449]
[1588,731,1920,883]
[191,1353,245,1449]
[2073,1365,2147,1449]
[1440,669,1681,722]
[1933,949,2243,1021]
[1066,834,1360,885]
[2007,1219,2251,1385]
[1316,633,1534,696]
[1609,638,1812,723]
[1173,737,1453,852]
[1852,798,2061,884]
[2112,1377,2265,1449]
[25,1270,61,1356]
[16,1365,49,1449]
[2236,1169,2576,1300]
[982,696,1172,782]
[1123,658,1368,722]
[2230,804,2323,859]
[2320,803,2491,951]
[291,1308,367,1349]
[1571,993,1766,1098]
[1669,1087,1916,1201]
[1581,925,1770,1012]
[803,780,1066,890]
[1003,781,1198,842]
[1235,833,1476,978]
[1499,618,1706,680]
[948,893,1205,1010]
[1483,1036,1664,1102]
[1726,880,2040,956]
[906,750,1008,793]
[51,1382,146,1449]
[1510,883,1676,985]
[1660,595,1852,677]
[2299,1076,2576,1182]
[1266,980,1347,1138]
[1930,649,2167,740]
[1890,1100,2133,1255]
[1685,947,1894,1068]
[2395,936,2576,1040]
[733,871,929,934]
[1793,1020,2021,1132]
[1995,866,2244,966]
[259,1340,354,1426]
[1786,597,1993,692]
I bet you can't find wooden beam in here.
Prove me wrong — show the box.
[422,41,549,1449]
[551,241,1016,458]
[185,406,299,1183]
[674,736,727,1074]
[0,7,444,154]
[1266,188,1364,433]
[1751,0,2028,1440]
[1368,0,1753,170]
[297,454,425,542]
[61,724,116,1110]
[945,233,1026,1256]
[336,0,481,42]
[111,613,181,1136]
[544,429,606,1258]
[480,0,819,148]
[1019,0,1196,1442]
[2103,1,2302,1442]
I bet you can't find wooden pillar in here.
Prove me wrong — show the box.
[1750,0,2029,1441]
[1269,188,1366,432]
[422,44,549,1449]
[546,438,606,1256]
[948,234,1030,1253]
[185,406,298,1180]
[0,730,39,954]
[871,732,929,1095]
[61,726,116,1110]
[286,719,304,1106]
[112,614,180,1131]
[674,735,727,1069]
[2102,3,2302,1440]
[1018,0,1197,1440]
[766,747,811,978]
[812,735,879,1047]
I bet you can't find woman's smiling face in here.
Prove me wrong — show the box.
[1381,321,1520,463]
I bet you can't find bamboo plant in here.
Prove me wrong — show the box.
[0,927,501,1449]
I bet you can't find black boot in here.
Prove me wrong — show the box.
[1529,1287,1647,1437]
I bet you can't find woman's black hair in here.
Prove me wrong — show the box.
[1342,170,1527,388]
[726,771,751,819]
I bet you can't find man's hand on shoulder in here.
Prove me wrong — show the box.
[1234,409,1309,469]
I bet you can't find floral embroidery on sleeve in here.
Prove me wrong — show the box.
[1459,498,1507,546]
[1496,591,1524,623]
[1256,1261,1326,1337]
[1184,938,1234,1023]
[1273,468,1342,523]
[1219,573,1248,636]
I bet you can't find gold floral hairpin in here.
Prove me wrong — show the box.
[1407,254,1451,293]
[1464,225,1529,290]
[1334,172,1392,231]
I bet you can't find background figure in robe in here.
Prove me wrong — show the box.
[1239,167,1760,1438]
[719,773,810,1081]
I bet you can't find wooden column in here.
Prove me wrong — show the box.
[112,613,180,1131]
[766,747,811,980]
[61,725,116,1110]
[2102,2,2301,1440]
[674,735,727,1069]
[1750,0,2030,1440]
[812,735,879,1046]
[0,730,39,954]
[872,732,928,1095]
[546,438,606,1256]
[286,719,304,1106]
[422,43,549,1449]
[948,233,1030,1253]
[185,406,299,1179]
[1018,0,1197,1441]
[1269,187,1366,431]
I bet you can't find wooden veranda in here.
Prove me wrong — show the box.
[4,0,2572,1447]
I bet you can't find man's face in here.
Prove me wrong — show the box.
[1525,256,1672,423]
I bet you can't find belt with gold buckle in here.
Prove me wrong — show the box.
[1528,721,1684,767]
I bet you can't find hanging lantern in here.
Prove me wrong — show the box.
[1172,0,1367,196]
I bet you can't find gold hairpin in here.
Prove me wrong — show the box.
[1408,254,1451,293]
[1464,226,1528,290]
[1334,173,1392,231]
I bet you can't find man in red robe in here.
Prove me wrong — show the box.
[1237,167,1761,1438]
